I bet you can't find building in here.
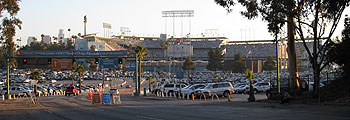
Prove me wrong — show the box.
[58,29,65,43]
[42,35,51,44]
[75,35,126,68]
[27,36,37,46]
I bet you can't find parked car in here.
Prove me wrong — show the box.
[0,86,31,96]
[125,85,132,88]
[64,86,79,96]
[235,85,248,94]
[50,80,57,83]
[196,82,234,97]
[160,83,187,95]
[253,82,271,93]
[308,82,325,91]
[182,84,206,96]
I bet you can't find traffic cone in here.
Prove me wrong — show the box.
[88,90,92,99]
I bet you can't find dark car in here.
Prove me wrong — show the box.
[64,86,79,96]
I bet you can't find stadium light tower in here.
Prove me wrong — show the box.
[84,15,87,36]
[162,10,194,37]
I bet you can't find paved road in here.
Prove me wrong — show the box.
[0,93,349,120]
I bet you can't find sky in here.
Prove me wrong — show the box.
[15,0,349,46]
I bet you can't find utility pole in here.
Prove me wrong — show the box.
[7,58,10,99]
[135,55,139,96]
[275,33,280,93]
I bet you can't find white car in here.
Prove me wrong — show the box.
[235,85,248,93]
[253,82,271,93]
[308,82,325,91]
[50,80,57,83]
[160,83,187,95]
[182,84,206,96]
[196,82,234,97]
[1,86,31,96]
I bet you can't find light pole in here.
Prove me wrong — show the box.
[84,15,87,36]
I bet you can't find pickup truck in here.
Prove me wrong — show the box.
[64,86,79,96]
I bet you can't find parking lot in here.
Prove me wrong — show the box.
[0,92,349,120]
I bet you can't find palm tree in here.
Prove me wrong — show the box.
[33,37,37,42]
[146,75,153,92]
[68,28,71,38]
[132,45,148,95]
[246,69,255,102]
[182,57,195,78]
[30,69,41,96]
[41,34,44,41]
[74,64,86,93]
[161,41,169,77]
[52,36,58,43]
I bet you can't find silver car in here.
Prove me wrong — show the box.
[182,84,206,96]
[197,82,234,97]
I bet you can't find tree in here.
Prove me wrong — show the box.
[146,75,153,92]
[161,41,169,74]
[263,56,276,71]
[132,45,148,95]
[246,69,255,102]
[66,38,75,50]
[41,34,44,41]
[74,64,86,93]
[0,0,22,69]
[206,47,223,73]
[77,33,82,38]
[232,53,245,73]
[215,0,350,98]
[327,16,350,84]
[182,57,195,78]
[30,69,41,96]
[0,47,5,68]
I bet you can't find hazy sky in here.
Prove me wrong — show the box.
[15,0,349,46]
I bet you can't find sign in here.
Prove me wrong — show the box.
[103,93,111,104]
[19,50,128,57]
[16,50,21,56]
[92,94,100,104]
[52,59,73,69]
[99,59,119,69]
[103,23,112,29]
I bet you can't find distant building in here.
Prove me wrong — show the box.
[42,35,51,44]
[58,29,65,43]
[75,35,126,68]
[27,36,37,46]
[75,36,105,51]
